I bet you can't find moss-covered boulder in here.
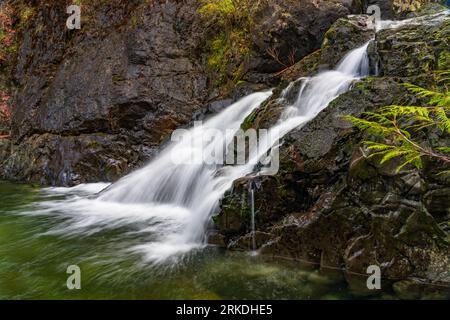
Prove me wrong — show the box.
[370,9,450,81]
[319,15,375,70]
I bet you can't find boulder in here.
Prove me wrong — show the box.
[248,0,357,79]
[319,15,376,69]
[369,8,450,81]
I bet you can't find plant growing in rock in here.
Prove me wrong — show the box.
[0,1,36,64]
[266,47,297,77]
[199,0,265,90]
[345,75,450,174]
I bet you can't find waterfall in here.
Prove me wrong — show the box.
[30,39,371,264]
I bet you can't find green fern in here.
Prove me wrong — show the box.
[342,116,396,137]
[437,146,450,154]
[435,107,450,133]
[346,75,450,174]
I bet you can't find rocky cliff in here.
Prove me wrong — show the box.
[0,0,444,185]
[0,0,364,185]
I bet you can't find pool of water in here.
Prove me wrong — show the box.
[0,181,448,300]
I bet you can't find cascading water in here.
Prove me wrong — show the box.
[29,12,448,264]
[29,41,370,264]
[28,92,271,263]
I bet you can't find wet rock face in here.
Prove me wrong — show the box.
[1,0,357,186]
[242,14,377,135]
[219,77,450,282]
[319,15,375,70]
[370,11,450,79]
[1,133,138,185]
[215,10,450,283]
[5,0,209,185]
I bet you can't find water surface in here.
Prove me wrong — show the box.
[0,182,447,300]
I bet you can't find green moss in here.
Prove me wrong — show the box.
[354,76,376,92]
[321,24,338,48]
[19,6,34,23]
[207,30,251,88]
[86,140,100,148]
[207,33,229,85]
[240,110,258,131]
[240,98,271,131]
[112,74,125,84]
[352,0,364,12]
[14,2,36,32]
[199,0,257,92]
[130,14,140,28]
[199,0,235,18]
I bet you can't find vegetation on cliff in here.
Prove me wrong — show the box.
[0,4,15,126]
[198,0,259,89]
[0,1,36,133]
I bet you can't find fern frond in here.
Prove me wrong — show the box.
[379,149,411,164]
[365,143,422,172]
[435,107,450,133]
[380,105,430,118]
[404,121,435,131]
[395,155,422,173]
[343,116,395,137]
[436,70,450,84]
[402,83,449,108]
[429,93,450,108]
[437,147,450,154]
[360,112,392,125]
[363,141,395,151]
[403,83,441,98]
[346,80,449,175]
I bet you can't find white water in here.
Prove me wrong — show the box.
[28,41,370,264]
[376,9,449,31]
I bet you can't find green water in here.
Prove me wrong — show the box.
[0,182,447,300]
